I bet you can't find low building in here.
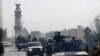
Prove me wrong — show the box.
[61,26,85,41]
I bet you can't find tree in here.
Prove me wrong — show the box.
[39,37,47,47]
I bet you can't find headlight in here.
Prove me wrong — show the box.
[29,48,32,51]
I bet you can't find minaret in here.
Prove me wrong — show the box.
[14,4,22,37]
[0,0,2,28]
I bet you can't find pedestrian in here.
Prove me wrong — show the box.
[46,43,52,56]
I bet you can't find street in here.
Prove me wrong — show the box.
[3,44,46,56]
[4,46,27,56]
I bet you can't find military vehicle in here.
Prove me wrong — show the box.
[15,36,29,51]
[50,39,88,56]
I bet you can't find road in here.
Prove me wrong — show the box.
[4,46,27,56]
[3,45,46,56]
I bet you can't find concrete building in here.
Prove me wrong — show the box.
[61,26,85,41]
[14,4,22,37]
[30,31,41,38]
[45,31,55,39]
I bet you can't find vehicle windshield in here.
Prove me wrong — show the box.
[28,42,42,47]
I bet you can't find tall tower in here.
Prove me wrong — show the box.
[0,0,2,28]
[14,4,22,37]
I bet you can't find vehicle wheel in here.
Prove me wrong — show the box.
[18,49,20,51]
[27,53,30,56]
[40,53,44,56]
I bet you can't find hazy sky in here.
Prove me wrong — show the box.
[2,0,100,37]
[0,0,2,28]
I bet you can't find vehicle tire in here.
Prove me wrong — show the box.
[27,54,29,56]
[40,53,44,56]
[18,49,20,51]
[27,53,30,56]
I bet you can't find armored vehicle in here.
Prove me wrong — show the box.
[15,36,29,51]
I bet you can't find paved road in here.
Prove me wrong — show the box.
[3,46,46,56]
[4,46,26,56]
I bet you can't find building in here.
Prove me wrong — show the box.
[14,4,22,37]
[45,31,55,39]
[30,31,41,38]
[61,26,85,41]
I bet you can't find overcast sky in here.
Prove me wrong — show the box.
[0,0,2,28]
[2,0,100,37]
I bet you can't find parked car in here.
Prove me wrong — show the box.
[26,42,44,56]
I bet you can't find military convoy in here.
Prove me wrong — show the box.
[15,31,89,56]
